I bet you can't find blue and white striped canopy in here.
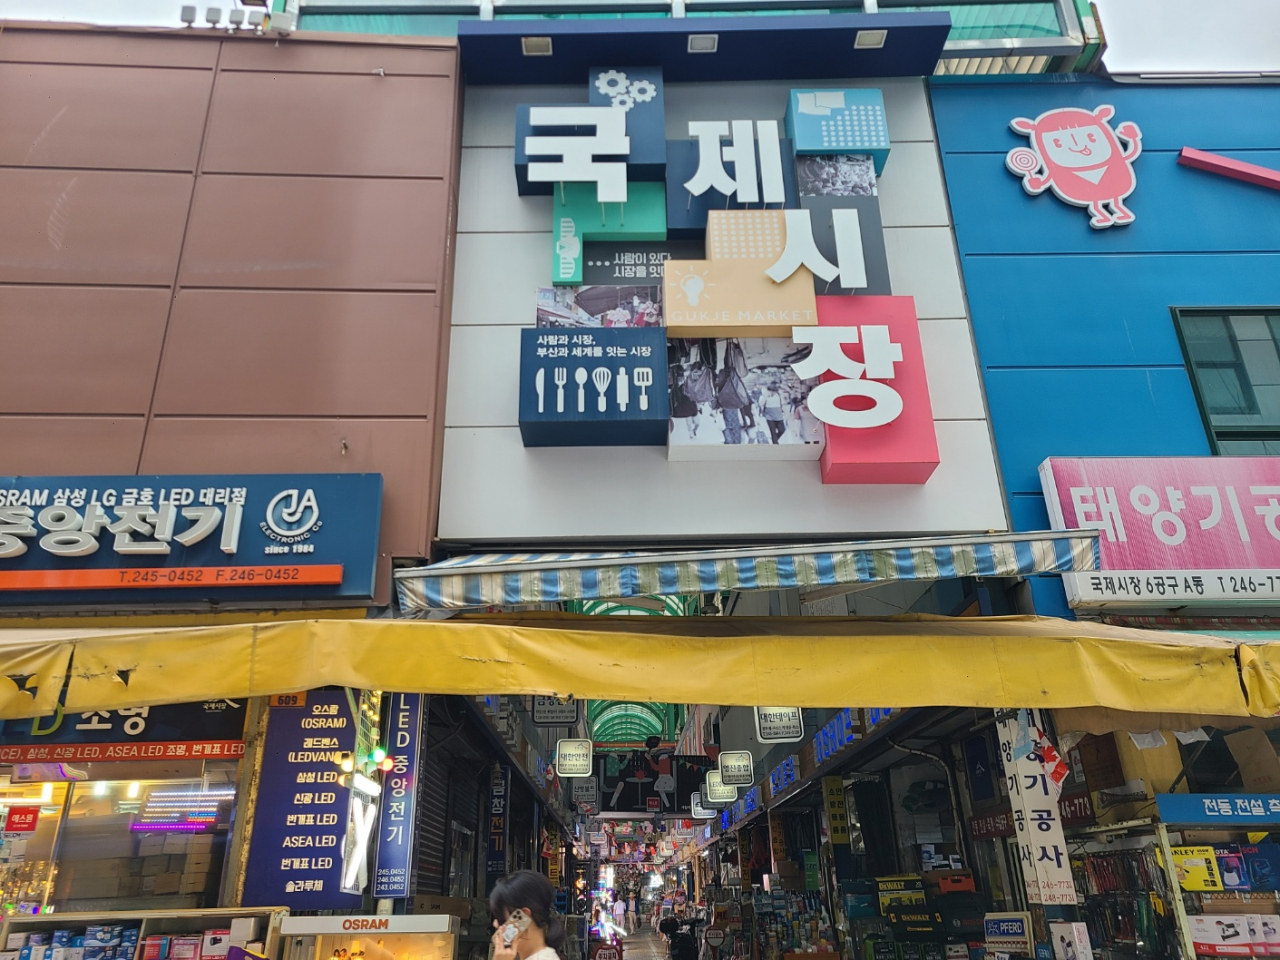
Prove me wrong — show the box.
[395,530,1099,611]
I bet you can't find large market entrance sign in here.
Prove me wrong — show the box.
[515,69,938,485]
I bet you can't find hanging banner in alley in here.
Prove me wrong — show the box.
[486,763,511,893]
[242,690,362,910]
[373,693,424,899]
[996,708,1077,906]
[595,750,711,815]
[1042,456,1280,608]
[0,474,382,605]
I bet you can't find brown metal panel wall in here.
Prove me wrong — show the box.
[0,27,461,604]
[415,750,451,897]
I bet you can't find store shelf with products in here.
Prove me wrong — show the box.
[1071,847,1178,959]
[280,916,459,960]
[0,908,286,960]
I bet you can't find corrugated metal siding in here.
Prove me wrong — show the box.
[415,751,451,896]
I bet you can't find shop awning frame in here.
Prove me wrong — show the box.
[395,529,1100,611]
[0,612,1267,721]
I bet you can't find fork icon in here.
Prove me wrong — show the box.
[553,367,567,413]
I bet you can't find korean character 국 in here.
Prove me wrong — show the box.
[1130,485,1187,545]
[1250,486,1280,541]
[0,508,37,558]
[1069,486,1127,542]
[37,505,100,557]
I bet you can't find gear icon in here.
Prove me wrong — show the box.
[595,69,629,97]
[628,79,657,103]
[611,93,635,111]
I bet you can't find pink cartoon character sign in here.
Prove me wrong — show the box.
[1005,104,1142,229]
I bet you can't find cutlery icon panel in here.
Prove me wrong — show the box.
[574,367,588,413]
[633,366,653,411]
[535,368,546,413]
[592,368,612,412]
[554,367,567,413]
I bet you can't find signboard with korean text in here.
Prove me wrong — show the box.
[486,763,511,893]
[533,696,582,727]
[242,691,362,910]
[1158,793,1280,826]
[1042,456,1280,607]
[509,72,942,486]
[520,328,668,446]
[556,739,594,777]
[0,474,381,605]
[373,693,424,900]
[0,700,246,763]
[718,750,754,787]
[996,709,1078,906]
[756,707,805,743]
[822,776,851,846]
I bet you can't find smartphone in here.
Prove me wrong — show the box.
[501,910,531,946]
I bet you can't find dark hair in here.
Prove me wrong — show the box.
[490,870,566,956]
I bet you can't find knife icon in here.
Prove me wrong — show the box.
[535,368,546,413]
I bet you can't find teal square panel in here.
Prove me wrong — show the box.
[785,88,890,173]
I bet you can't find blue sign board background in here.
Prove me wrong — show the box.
[0,700,245,747]
[373,693,424,899]
[0,474,382,605]
[243,691,362,910]
[1157,793,1280,825]
[665,138,800,236]
[519,327,670,446]
[486,763,511,894]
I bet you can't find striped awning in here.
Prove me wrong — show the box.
[395,530,1099,611]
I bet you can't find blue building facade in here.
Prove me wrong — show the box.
[930,76,1280,616]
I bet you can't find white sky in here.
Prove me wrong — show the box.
[1,0,1280,74]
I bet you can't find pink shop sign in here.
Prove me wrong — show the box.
[1040,456,1280,608]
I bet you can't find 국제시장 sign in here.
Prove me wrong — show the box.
[1041,456,1280,607]
[0,474,382,605]
[372,693,424,900]
[242,691,362,910]
[755,707,805,743]
[0,700,246,763]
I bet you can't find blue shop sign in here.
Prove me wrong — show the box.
[242,691,363,910]
[519,328,669,446]
[813,708,859,765]
[1157,793,1280,825]
[742,786,761,815]
[486,764,511,893]
[0,474,381,605]
[770,756,798,797]
[373,694,424,899]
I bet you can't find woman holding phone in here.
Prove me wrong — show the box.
[491,871,566,960]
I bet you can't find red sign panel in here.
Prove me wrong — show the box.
[0,740,245,763]
[4,807,39,833]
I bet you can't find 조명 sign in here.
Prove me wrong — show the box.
[557,739,594,777]
[755,707,805,743]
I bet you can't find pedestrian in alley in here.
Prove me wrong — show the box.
[627,894,638,933]
[491,870,567,960]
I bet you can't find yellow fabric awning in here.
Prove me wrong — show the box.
[0,613,1263,719]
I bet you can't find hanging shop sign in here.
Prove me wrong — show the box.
[1042,456,1280,608]
[690,791,714,819]
[1158,793,1280,826]
[532,696,583,726]
[704,770,739,805]
[556,739,594,777]
[572,777,599,806]
[372,693,424,900]
[822,776,851,846]
[485,763,511,893]
[0,474,382,605]
[515,72,938,486]
[718,750,754,787]
[0,699,246,762]
[985,913,1034,956]
[755,707,805,743]
[996,708,1077,906]
[242,690,363,910]
[1005,105,1142,230]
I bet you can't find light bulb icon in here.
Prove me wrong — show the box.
[680,271,706,306]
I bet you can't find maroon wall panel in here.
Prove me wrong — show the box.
[154,290,439,417]
[0,417,146,474]
[179,175,447,290]
[203,72,455,177]
[0,169,192,285]
[0,63,210,170]
[0,286,170,415]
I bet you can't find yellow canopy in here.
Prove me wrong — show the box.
[0,613,1263,719]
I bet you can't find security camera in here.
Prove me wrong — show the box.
[180,5,197,24]
[228,8,244,27]
[205,6,222,25]
[247,8,265,31]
